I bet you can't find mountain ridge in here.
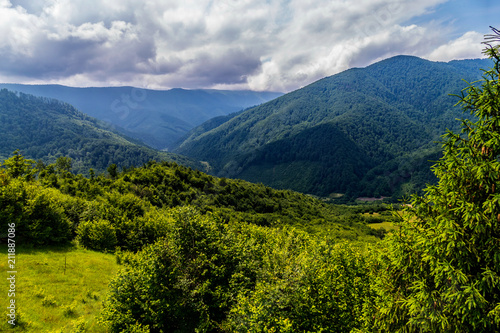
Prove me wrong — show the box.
[173,55,493,198]
[0,89,202,174]
[0,83,283,150]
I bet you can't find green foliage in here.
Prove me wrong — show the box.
[1,149,36,180]
[76,219,117,252]
[228,241,372,333]
[55,156,72,175]
[1,149,381,250]
[107,163,118,179]
[101,207,374,332]
[367,28,500,332]
[0,176,72,246]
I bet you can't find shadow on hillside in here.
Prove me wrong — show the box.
[0,241,79,255]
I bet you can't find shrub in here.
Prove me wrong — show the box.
[76,219,117,252]
[0,179,72,246]
[101,207,373,332]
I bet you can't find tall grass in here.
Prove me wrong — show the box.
[0,243,119,332]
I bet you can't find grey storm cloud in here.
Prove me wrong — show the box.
[0,0,490,91]
[183,48,262,84]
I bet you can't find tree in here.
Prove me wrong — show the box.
[1,150,36,180]
[55,156,72,175]
[368,27,500,332]
[107,163,118,179]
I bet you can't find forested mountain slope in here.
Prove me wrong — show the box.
[174,56,493,198]
[0,89,201,174]
[0,84,282,150]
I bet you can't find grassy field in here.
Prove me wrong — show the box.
[362,212,397,232]
[0,243,119,332]
[367,221,396,231]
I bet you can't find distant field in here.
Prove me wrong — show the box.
[0,244,119,332]
[367,221,396,231]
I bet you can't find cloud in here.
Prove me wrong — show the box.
[0,0,490,91]
[426,31,485,61]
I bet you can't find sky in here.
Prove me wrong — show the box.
[0,0,498,92]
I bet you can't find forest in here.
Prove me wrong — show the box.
[174,56,492,199]
[1,27,500,333]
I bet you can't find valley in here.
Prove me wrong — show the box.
[0,84,282,150]
[1,35,500,331]
[2,55,492,201]
[1,0,499,331]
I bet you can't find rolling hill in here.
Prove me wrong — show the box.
[0,84,282,150]
[173,56,493,199]
[0,89,201,174]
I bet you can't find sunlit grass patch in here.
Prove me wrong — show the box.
[0,243,119,332]
[367,221,396,231]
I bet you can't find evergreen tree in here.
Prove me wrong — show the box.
[107,163,118,179]
[369,27,500,332]
[55,156,72,175]
[1,150,36,180]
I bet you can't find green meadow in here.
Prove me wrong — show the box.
[0,244,119,332]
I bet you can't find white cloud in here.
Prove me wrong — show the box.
[426,31,485,61]
[0,0,489,91]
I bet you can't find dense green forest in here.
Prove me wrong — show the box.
[174,56,492,199]
[0,150,386,249]
[0,89,201,175]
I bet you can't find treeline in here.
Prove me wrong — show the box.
[0,150,385,250]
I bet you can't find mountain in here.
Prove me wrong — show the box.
[0,84,282,150]
[0,89,201,174]
[173,56,493,199]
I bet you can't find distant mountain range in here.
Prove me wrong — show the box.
[1,56,493,199]
[173,56,493,199]
[0,84,282,150]
[0,89,201,174]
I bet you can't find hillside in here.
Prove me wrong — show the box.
[1,150,386,249]
[0,89,201,174]
[0,84,282,150]
[174,56,493,199]
[1,150,388,331]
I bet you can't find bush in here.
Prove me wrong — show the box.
[101,207,373,332]
[228,241,372,333]
[0,179,72,246]
[76,219,117,252]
